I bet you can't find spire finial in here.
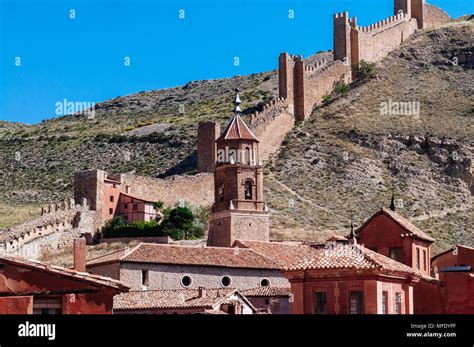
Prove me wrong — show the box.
[390,193,396,211]
[233,88,242,114]
[350,220,357,245]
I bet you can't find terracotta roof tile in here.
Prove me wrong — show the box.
[357,208,435,243]
[87,243,280,270]
[237,240,419,276]
[114,288,244,311]
[217,114,259,142]
[240,287,292,297]
[0,254,128,291]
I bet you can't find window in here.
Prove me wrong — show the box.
[141,270,149,287]
[245,147,251,165]
[33,297,62,315]
[110,196,114,202]
[389,248,404,263]
[416,248,421,270]
[349,291,364,314]
[181,275,192,288]
[244,180,253,200]
[109,208,113,215]
[218,183,224,202]
[124,203,128,209]
[382,291,388,314]
[133,204,138,211]
[229,148,236,164]
[260,278,270,287]
[221,276,232,287]
[395,293,403,314]
[369,247,378,252]
[313,292,327,314]
[423,249,427,271]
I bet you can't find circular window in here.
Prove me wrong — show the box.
[181,275,192,288]
[260,278,270,287]
[221,276,232,287]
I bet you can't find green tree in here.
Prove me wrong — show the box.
[160,206,195,240]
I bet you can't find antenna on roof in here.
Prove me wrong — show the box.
[390,193,396,211]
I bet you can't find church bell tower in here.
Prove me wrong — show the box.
[207,89,270,247]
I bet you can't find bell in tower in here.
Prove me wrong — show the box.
[207,89,270,247]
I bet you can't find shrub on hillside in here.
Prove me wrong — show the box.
[353,60,378,81]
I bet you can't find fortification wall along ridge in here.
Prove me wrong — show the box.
[279,0,451,121]
[0,198,95,257]
[120,173,214,207]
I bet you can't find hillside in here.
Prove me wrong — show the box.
[0,20,472,254]
[0,71,278,207]
[265,20,473,253]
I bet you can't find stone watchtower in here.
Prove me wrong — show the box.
[207,90,270,247]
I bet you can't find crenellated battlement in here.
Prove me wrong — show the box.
[304,59,329,74]
[0,202,94,256]
[355,12,408,34]
[249,97,289,129]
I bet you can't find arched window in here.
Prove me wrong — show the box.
[244,180,253,200]
[218,183,225,202]
[229,148,237,164]
[245,147,251,165]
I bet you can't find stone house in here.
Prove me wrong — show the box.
[113,287,256,314]
[86,243,290,291]
[240,286,292,314]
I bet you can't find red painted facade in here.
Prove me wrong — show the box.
[0,255,127,314]
[287,270,417,315]
[356,209,433,277]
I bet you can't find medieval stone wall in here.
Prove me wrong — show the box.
[302,60,351,118]
[422,3,451,29]
[353,15,419,63]
[0,199,96,259]
[121,173,214,207]
[249,97,294,162]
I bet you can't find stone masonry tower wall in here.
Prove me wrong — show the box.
[277,0,455,123]
[278,53,295,103]
[197,122,220,173]
[334,12,352,62]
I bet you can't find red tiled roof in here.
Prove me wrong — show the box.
[237,240,419,276]
[113,288,254,311]
[0,254,128,291]
[240,287,292,297]
[217,114,259,142]
[234,240,316,269]
[87,243,280,270]
[357,208,435,243]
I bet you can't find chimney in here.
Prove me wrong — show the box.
[73,237,87,272]
[390,194,396,211]
[198,287,206,298]
[349,221,357,245]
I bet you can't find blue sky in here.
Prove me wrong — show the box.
[0,0,472,124]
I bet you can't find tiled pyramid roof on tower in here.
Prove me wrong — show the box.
[217,114,260,142]
[217,89,260,142]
